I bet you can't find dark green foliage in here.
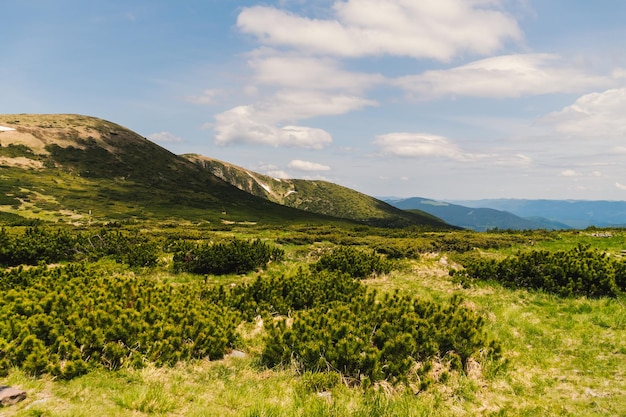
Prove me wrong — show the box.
[313,246,392,278]
[453,244,625,297]
[73,229,159,267]
[222,269,366,320]
[262,291,499,386]
[0,227,159,268]
[0,264,238,377]
[173,239,284,275]
[0,227,74,266]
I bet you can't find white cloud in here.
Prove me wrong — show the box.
[374,132,467,160]
[250,55,384,92]
[288,159,331,171]
[395,54,616,99]
[616,182,626,191]
[214,105,332,149]
[237,0,521,60]
[542,88,626,137]
[492,153,532,167]
[213,90,375,148]
[267,169,291,179]
[560,169,578,177]
[148,131,183,143]
[185,89,221,105]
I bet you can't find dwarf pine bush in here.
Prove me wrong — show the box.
[312,246,391,278]
[453,244,625,297]
[173,238,284,275]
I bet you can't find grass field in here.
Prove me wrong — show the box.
[1,225,625,416]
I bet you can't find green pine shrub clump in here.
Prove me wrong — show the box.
[452,244,626,297]
[221,269,366,320]
[0,264,238,378]
[313,246,392,278]
[173,238,284,275]
[0,227,159,268]
[262,290,500,387]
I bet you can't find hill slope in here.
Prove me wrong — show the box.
[0,114,339,225]
[387,197,569,231]
[184,155,451,228]
[0,114,450,228]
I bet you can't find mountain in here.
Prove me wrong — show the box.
[0,114,450,229]
[385,197,569,231]
[0,114,334,225]
[183,155,451,229]
[451,199,626,229]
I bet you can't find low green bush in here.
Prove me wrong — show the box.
[0,264,238,378]
[312,246,392,278]
[262,292,500,386]
[173,238,284,275]
[452,244,625,297]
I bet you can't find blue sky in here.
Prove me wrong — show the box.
[2,0,626,200]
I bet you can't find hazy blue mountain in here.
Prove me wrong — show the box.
[451,199,626,229]
[385,197,569,231]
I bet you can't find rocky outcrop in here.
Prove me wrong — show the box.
[0,386,27,407]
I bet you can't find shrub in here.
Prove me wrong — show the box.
[0,264,239,377]
[262,291,500,386]
[312,246,392,278]
[173,239,284,275]
[452,244,625,297]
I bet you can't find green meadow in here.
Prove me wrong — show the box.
[1,223,624,416]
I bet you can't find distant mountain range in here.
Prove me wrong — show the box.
[452,199,626,229]
[385,197,626,230]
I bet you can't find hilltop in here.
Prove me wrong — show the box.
[0,114,450,228]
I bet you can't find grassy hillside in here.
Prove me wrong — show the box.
[185,155,451,228]
[0,115,451,229]
[0,114,355,226]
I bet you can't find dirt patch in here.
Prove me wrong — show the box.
[0,157,44,169]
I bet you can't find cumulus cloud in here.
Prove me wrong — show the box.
[542,88,626,137]
[214,90,376,148]
[288,159,331,171]
[148,132,183,143]
[214,105,333,148]
[250,55,384,92]
[395,54,616,99]
[374,132,468,160]
[237,0,521,60]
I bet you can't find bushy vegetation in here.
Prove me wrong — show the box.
[172,238,284,275]
[1,221,624,416]
[312,246,392,278]
[262,291,500,387]
[222,269,366,320]
[452,244,626,297]
[0,264,238,379]
[0,227,158,268]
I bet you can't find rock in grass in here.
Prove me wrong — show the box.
[0,386,27,407]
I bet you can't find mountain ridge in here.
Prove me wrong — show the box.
[183,154,451,228]
[0,114,451,229]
